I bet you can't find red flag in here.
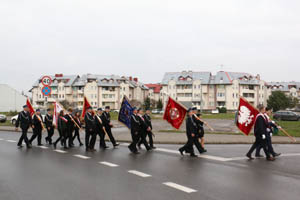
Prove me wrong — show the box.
[236,97,259,135]
[163,97,187,129]
[26,99,35,116]
[81,96,92,118]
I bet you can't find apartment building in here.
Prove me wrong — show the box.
[160,71,269,111]
[267,82,300,99]
[145,84,162,102]
[30,74,149,110]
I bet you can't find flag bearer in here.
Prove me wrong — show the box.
[65,108,75,148]
[128,107,141,154]
[53,110,68,149]
[45,108,54,145]
[246,105,275,161]
[29,109,44,146]
[72,111,83,146]
[179,108,198,157]
[16,105,32,149]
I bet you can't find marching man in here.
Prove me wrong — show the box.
[29,109,44,146]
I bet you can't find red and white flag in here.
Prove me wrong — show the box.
[163,97,187,129]
[236,97,259,135]
[81,96,92,118]
[53,101,64,126]
[26,98,35,116]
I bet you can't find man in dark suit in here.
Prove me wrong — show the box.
[255,107,281,157]
[94,108,108,149]
[29,109,44,146]
[102,106,119,147]
[138,109,156,149]
[44,108,54,145]
[16,105,32,148]
[246,105,275,161]
[84,107,96,152]
[191,107,205,154]
[128,107,141,154]
[64,108,75,148]
[136,108,151,151]
[179,108,198,157]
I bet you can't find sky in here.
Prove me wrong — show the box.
[0,0,300,94]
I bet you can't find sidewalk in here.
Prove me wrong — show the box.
[1,125,299,144]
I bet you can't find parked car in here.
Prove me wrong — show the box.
[273,111,300,121]
[0,114,7,123]
[11,113,46,125]
[152,109,163,114]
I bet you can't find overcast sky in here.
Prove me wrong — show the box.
[0,0,299,94]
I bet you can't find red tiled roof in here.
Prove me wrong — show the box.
[145,84,162,93]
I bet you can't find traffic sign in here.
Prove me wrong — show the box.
[41,86,52,96]
[41,76,52,86]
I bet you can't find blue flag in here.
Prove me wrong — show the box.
[118,96,133,129]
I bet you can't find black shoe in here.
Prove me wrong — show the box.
[138,145,142,150]
[133,151,140,154]
[18,145,23,149]
[38,144,43,146]
[53,143,57,149]
[45,138,49,144]
[273,153,281,157]
[151,146,157,149]
[255,154,264,158]
[102,146,109,149]
[147,148,152,151]
[203,149,207,152]
[27,145,32,149]
[179,149,184,156]
[113,143,120,147]
[86,148,90,152]
[64,146,69,149]
[246,154,254,160]
[267,157,276,161]
[79,143,84,146]
[190,154,198,157]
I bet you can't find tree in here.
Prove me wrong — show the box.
[143,97,151,110]
[288,96,299,108]
[157,99,163,110]
[267,91,290,112]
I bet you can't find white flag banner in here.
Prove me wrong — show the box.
[53,101,64,126]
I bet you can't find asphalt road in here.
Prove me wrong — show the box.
[1,131,300,200]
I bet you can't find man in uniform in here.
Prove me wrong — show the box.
[44,108,54,145]
[192,108,206,153]
[255,107,281,157]
[179,108,198,157]
[94,108,108,149]
[102,106,119,147]
[16,105,32,148]
[246,105,275,161]
[84,107,96,152]
[136,108,151,151]
[65,108,75,148]
[128,107,141,154]
[29,109,44,146]
[138,109,156,149]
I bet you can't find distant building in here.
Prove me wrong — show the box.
[30,74,149,110]
[145,84,162,102]
[160,71,269,111]
[0,84,27,112]
[267,81,300,99]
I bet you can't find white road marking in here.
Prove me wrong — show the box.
[99,161,119,167]
[0,138,4,140]
[163,182,197,193]
[38,146,49,149]
[53,150,67,153]
[128,170,152,178]
[155,148,229,162]
[73,154,91,159]
[6,140,17,143]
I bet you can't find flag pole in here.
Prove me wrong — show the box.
[279,128,297,142]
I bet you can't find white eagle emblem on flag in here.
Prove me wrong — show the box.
[238,106,254,127]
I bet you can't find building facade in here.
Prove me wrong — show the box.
[267,82,300,100]
[30,74,149,110]
[160,71,269,111]
[0,84,28,112]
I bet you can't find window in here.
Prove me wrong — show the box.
[194,85,197,89]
